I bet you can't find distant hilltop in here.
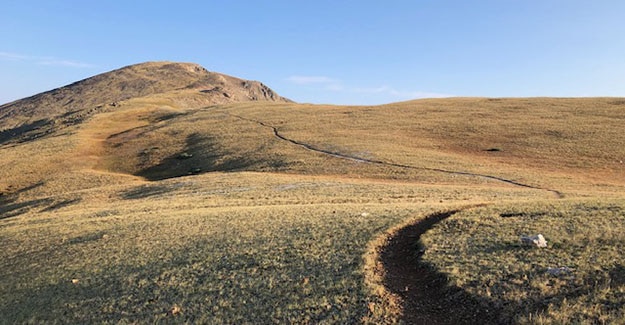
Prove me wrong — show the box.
[0,61,291,132]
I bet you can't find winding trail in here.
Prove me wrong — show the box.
[230,113,563,197]
[230,113,557,322]
[226,111,564,323]
[378,209,504,324]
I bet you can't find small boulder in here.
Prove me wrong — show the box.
[177,152,193,160]
[520,234,547,248]
[188,168,202,175]
[546,266,573,276]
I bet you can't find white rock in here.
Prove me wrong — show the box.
[520,234,547,248]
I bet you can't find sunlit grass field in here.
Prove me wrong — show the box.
[1,172,545,323]
[421,199,625,324]
[1,96,624,323]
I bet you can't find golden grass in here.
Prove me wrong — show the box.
[0,172,546,323]
[67,97,625,193]
[421,199,625,323]
[1,96,624,322]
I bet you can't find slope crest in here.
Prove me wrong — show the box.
[0,61,290,143]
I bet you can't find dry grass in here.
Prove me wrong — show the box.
[0,61,288,131]
[74,97,625,193]
[421,199,625,324]
[0,172,544,323]
[1,94,624,323]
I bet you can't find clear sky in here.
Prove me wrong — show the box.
[1,0,624,105]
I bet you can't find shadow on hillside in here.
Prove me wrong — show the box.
[382,210,625,324]
[13,181,46,194]
[0,198,54,220]
[120,184,182,200]
[1,182,48,219]
[1,197,82,220]
[136,133,286,181]
[0,182,82,219]
[0,119,53,146]
[502,264,625,322]
[39,198,82,213]
[0,108,95,146]
[380,210,507,324]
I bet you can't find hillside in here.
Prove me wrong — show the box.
[1,63,624,323]
[0,61,289,145]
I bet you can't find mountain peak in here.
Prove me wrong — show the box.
[0,61,290,136]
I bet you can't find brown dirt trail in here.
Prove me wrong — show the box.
[378,210,508,324]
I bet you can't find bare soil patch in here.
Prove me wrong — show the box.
[379,210,506,324]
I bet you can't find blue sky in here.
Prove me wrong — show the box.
[1,0,624,105]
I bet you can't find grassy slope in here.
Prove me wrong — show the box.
[90,98,625,191]
[1,96,624,323]
[421,199,625,324]
[1,173,544,323]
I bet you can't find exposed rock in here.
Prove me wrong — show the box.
[520,234,547,248]
[176,152,193,160]
[546,266,573,276]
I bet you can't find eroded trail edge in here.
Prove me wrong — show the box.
[367,209,504,324]
[230,114,563,198]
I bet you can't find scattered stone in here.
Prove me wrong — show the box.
[361,212,370,217]
[71,279,80,284]
[546,266,574,276]
[520,234,547,248]
[177,152,193,160]
[171,305,181,316]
